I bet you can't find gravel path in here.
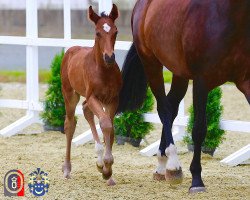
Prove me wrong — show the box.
[0,83,249,199]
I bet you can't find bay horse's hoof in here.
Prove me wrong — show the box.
[153,172,166,181]
[96,162,103,173]
[107,177,116,186]
[165,168,183,185]
[189,187,206,194]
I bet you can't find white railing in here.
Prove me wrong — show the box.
[0,0,130,137]
[0,0,249,166]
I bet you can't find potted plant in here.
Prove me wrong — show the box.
[41,50,65,133]
[183,87,225,156]
[114,88,154,147]
[114,117,128,145]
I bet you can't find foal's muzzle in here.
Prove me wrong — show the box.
[104,53,115,65]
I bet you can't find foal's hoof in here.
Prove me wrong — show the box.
[153,172,166,181]
[107,177,116,186]
[62,162,71,179]
[165,168,183,185]
[96,162,103,173]
[102,169,112,180]
[189,187,206,194]
[63,172,71,179]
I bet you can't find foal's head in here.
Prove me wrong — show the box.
[89,4,119,66]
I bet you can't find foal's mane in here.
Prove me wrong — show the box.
[100,12,109,18]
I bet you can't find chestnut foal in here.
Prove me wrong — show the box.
[61,4,121,185]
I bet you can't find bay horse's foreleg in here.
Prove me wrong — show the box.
[189,77,208,193]
[82,102,104,174]
[85,95,114,183]
[62,90,80,179]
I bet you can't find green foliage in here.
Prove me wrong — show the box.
[41,51,65,127]
[114,88,154,139]
[163,71,172,83]
[183,87,225,149]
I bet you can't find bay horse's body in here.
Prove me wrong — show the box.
[61,5,121,185]
[118,0,250,193]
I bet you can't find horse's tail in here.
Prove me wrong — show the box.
[117,42,147,113]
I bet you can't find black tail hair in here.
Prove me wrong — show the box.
[117,42,147,113]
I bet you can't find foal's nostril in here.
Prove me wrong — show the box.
[104,53,115,64]
[111,53,115,61]
[104,54,109,62]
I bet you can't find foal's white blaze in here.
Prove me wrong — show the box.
[95,142,104,166]
[155,150,167,175]
[103,23,111,33]
[165,144,181,170]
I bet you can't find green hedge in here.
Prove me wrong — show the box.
[183,87,225,149]
[114,88,154,139]
[40,51,65,127]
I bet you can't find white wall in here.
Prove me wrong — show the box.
[0,0,136,10]
[0,0,89,10]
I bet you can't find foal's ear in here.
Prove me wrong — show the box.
[109,4,119,21]
[88,6,100,24]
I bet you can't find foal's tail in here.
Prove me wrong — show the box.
[117,43,147,113]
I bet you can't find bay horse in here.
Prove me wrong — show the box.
[118,0,250,193]
[61,4,121,186]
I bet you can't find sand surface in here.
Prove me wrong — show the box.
[0,83,249,200]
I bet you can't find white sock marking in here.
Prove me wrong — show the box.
[155,150,167,175]
[95,142,104,166]
[165,144,181,170]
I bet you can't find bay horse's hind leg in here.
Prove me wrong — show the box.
[154,75,188,182]
[62,90,80,179]
[82,101,104,173]
[189,77,208,193]
[235,80,250,105]
[138,52,187,184]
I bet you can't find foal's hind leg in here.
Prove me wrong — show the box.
[62,90,80,179]
[82,101,104,173]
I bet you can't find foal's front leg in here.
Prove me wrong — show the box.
[83,102,104,173]
[86,95,116,185]
[103,98,119,186]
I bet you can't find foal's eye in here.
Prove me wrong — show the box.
[96,32,101,37]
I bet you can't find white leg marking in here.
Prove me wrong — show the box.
[155,150,167,175]
[165,144,181,170]
[95,142,104,166]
